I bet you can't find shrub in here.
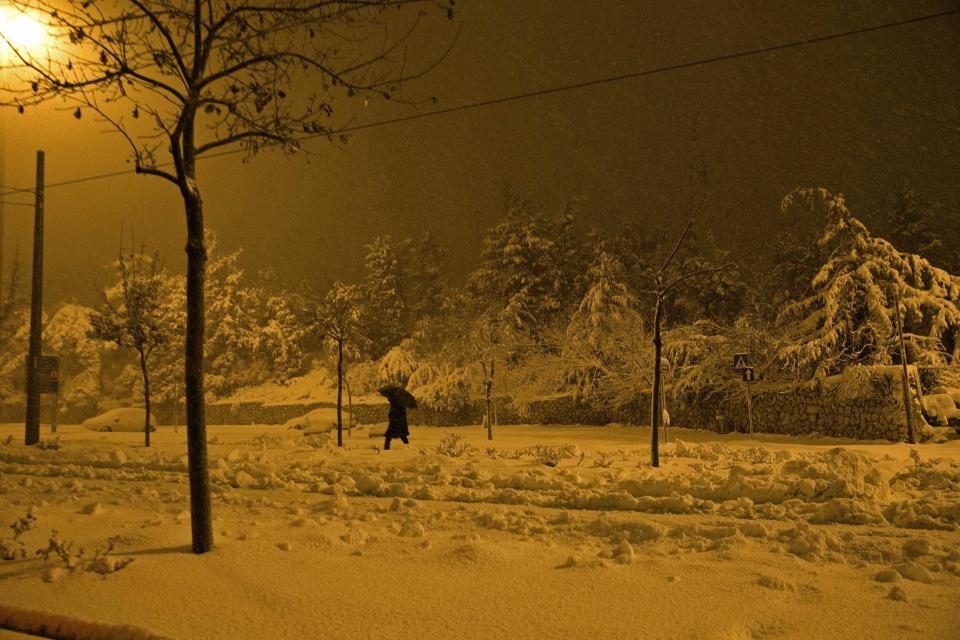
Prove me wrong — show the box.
[436,433,473,457]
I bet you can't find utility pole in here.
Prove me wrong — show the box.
[24,150,43,446]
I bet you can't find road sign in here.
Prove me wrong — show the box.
[38,355,59,394]
[733,353,750,371]
[742,367,756,383]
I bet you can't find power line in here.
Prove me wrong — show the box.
[0,199,33,208]
[1,6,957,197]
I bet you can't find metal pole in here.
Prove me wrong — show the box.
[744,380,754,437]
[51,388,58,433]
[24,150,43,446]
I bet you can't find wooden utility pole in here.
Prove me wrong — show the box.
[893,288,917,444]
[24,151,44,446]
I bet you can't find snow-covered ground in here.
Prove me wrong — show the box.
[0,422,958,639]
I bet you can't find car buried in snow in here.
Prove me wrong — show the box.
[82,408,158,433]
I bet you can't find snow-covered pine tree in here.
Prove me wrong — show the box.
[204,241,308,398]
[564,240,642,398]
[361,236,406,359]
[204,247,262,397]
[151,274,186,424]
[0,249,27,390]
[468,201,584,337]
[400,233,447,332]
[777,187,960,378]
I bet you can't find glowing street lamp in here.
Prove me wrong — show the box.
[0,9,44,48]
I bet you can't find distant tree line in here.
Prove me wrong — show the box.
[1,183,957,438]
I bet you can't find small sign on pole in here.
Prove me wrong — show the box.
[26,355,60,432]
[742,367,756,383]
[38,355,59,394]
[732,352,750,371]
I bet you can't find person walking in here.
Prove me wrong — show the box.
[378,385,417,450]
[384,399,409,450]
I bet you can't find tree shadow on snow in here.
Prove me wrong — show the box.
[127,544,194,557]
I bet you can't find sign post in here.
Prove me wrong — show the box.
[742,366,755,437]
[32,355,59,433]
[733,354,754,436]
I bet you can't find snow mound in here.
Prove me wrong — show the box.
[0,603,170,640]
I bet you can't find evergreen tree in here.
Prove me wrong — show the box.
[361,236,405,359]
[204,242,307,398]
[0,249,26,372]
[778,188,960,377]
[401,232,447,329]
[564,240,642,398]
[468,200,585,337]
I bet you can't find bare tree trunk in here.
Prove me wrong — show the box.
[180,119,213,551]
[345,378,353,437]
[893,289,917,444]
[336,336,344,447]
[140,351,151,448]
[650,293,663,468]
[485,359,495,441]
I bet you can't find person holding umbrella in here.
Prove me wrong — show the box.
[379,385,417,450]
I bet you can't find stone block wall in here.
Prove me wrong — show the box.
[2,365,935,443]
[670,366,929,441]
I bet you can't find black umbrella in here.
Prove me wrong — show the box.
[378,385,418,409]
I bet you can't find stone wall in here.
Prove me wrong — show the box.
[195,394,618,428]
[1,365,935,442]
[671,366,929,441]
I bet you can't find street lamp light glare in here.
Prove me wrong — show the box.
[0,10,44,48]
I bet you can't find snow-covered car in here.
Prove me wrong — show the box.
[284,408,352,434]
[82,408,157,433]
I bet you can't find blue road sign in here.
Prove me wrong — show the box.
[742,367,756,383]
[733,353,750,371]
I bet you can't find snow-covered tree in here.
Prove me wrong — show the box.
[0,250,26,397]
[401,233,447,328]
[468,200,585,337]
[309,282,363,447]
[777,188,960,378]
[204,243,307,398]
[89,247,174,446]
[379,341,418,387]
[361,236,405,359]
[564,241,643,398]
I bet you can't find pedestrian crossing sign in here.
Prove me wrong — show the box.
[732,353,750,371]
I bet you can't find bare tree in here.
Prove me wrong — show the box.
[89,244,172,447]
[307,281,362,448]
[1,1,455,553]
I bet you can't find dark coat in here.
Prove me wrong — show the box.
[385,402,409,437]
